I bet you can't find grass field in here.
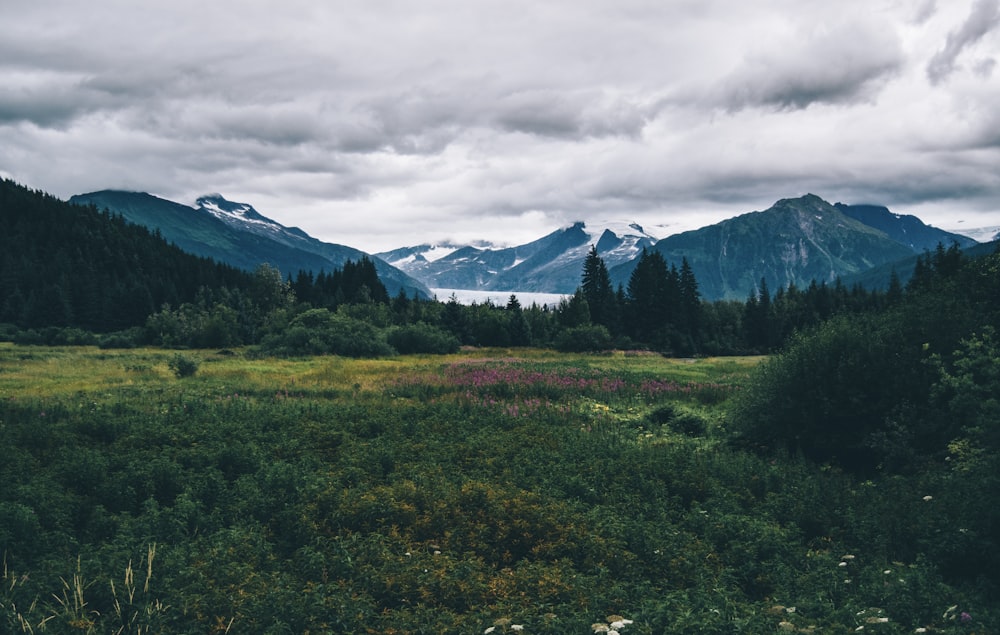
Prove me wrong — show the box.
[0,344,991,633]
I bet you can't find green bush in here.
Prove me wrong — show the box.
[729,312,934,469]
[553,324,612,352]
[168,353,199,378]
[257,308,395,357]
[386,322,461,354]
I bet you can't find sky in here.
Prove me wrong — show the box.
[2,0,999,253]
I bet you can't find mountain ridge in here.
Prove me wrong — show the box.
[608,194,976,300]
[377,220,659,294]
[69,190,431,300]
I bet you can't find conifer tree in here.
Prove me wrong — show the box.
[580,246,619,333]
[625,249,672,345]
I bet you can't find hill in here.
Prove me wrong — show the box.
[70,191,431,299]
[0,179,252,332]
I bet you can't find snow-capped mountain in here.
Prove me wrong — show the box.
[944,225,1000,243]
[69,191,431,299]
[377,221,660,294]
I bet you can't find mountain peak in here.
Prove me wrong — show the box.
[195,194,275,226]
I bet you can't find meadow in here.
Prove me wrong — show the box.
[0,344,992,634]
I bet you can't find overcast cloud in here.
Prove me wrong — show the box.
[1,0,999,252]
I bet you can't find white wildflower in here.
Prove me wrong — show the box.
[511,626,524,632]
[484,628,496,634]
[922,495,933,502]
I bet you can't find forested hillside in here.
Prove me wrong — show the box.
[0,179,252,332]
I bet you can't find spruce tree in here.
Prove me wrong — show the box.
[580,246,618,333]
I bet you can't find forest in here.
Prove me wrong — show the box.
[1,177,999,632]
[1,178,925,357]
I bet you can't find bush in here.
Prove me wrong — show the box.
[729,312,932,470]
[0,323,20,342]
[168,353,199,378]
[386,323,460,355]
[98,327,144,349]
[647,404,708,436]
[257,308,395,357]
[553,324,612,352]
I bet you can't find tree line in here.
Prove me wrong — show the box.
[0,178,982,357]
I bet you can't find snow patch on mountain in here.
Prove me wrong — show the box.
[379,220,661,294]
[945,225,1000,243]
[196,194,281,233]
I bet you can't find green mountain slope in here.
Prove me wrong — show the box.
[0,179,252,331]
[70,191,430,299]
[613,194,917,300]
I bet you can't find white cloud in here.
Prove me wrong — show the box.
[927,0,1000,83]
[1,0,999,252]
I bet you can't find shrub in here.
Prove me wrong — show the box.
[647,404,708,436]
[257,308,396,357]
[168,353,199,378]
[553,324,612,352]
[98,328,143,349]
[386,322,461,355]
[729,312,932,470]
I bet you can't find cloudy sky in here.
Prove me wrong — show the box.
[2,0,999,252]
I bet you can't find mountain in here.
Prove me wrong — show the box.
[0,179,253,331]
[834,203,977,252]
[378,221,659,294]
[69,191,431,299]
[613,194,941,301]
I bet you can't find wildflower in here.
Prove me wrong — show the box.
[960,612,972,622]
[915,629,927,633]
[511,626,524,632]
[778,622,796,631]
[839,561,849,567]
[883,570,892,575]
[592,625,609,633]
[922,495,933,502]
[485,628,496,634]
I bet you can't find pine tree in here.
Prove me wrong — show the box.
[625,249,672,345]
[580,246,618,332]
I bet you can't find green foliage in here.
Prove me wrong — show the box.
[257,308,396,357]
[1,345,995,633]
[168,353,199,378]
[730,312,931,468]
[386,322,461,354]
[553,324,612,352]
